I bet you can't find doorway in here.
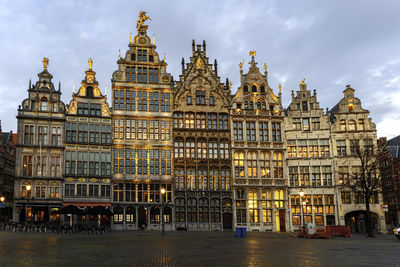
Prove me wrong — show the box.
[138,207,147,230]
[279,209,286,232]
[223,212,233,230]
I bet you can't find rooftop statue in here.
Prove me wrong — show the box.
[137,11,151,31]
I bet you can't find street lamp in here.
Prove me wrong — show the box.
[25,185,32,223]
[160,187,166,234]
[299,189,305,227]
[0,196,4,202]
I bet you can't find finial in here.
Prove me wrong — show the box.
[229,82,232,89]
[164,53,166,62]
[300,78,306,86]
[42,57,49,70]
[105,85,107,96]
[137,11,151,32]
[278,84,282,94]
[249,50,256,57]
[58,81,61,91]
[118,50,121,60]
[239,61,243,70]
[88,58,93,70]
[152,34,155,45]
[264,63,267,72]
[73,82,75,94]
[130,33,132,44]
[203,40,206,51]
[29,78,31,89]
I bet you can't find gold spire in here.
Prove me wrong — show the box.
[105,85,107,96]
[164,53,166,62]
[152,34,155,45]
[42,57,49,70]
[73,82,75,94]
[130,33,132,44]
[264,63,267,72]
[278,83,282,93]
[88,58,93,70]
[118,50,121,60]
[239,61,243,70]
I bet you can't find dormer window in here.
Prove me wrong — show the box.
[252,85,257,92]
[40,97,48,111]
[244,101,248,109]
[138,49,147,62]
[52,103,57,112]
[244,85,248,92]
[149,55,154,62]
[131,54,136,61]
[260,86,265,93]
[87,86,94,98]
[302,101,308,111]
[249,101,254,109]
[256,102,261,110]
[348,104,354,112]
[196,90,205,105]
[209,96,215,106]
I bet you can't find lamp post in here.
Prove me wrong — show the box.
[25,185,31,223]
[299,189,305,227]
[0,196,5,217]
[160,187,166,234]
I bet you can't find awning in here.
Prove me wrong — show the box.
[63,202,111,207]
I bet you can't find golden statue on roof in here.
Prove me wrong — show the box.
[43,57,49,70]
[249,50,256,57]
[137,11,151,31]
[299,78,306,86]
[88,58,93,70]
[264,63,267,72]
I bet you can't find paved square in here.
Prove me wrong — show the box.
[0,231,399,266]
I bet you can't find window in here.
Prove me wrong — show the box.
[260,152,270,178]
[113,206,123,223]
[289,167,298,186]
[185,113,195,129]
[50,127,61,146]
[340,120,346,131]
[219,141,229,159]
[196,113,206,129]
[149,68,159,83]
[65,184,75,197]
[113,91,123,110]
[114,119,124,139]
[41,98,48,111]
[293,118,301,130]
[126,66,136,82]
[350,139,360,156]
[24,125,34,145]
[198,169,207,190]
[174,139,184,159]
[233,121,243,140]
[89,184,99,198]
[234,152,245,177]
[38,126,48,145]
[175,169,185,190]
[248,190,259,223]
[77,184,87,198]
[364,139,373,155]
[273,152,283,178]
[303,118,310,131]
[271,122,281,142]
[311,166,321,187]
[249,101,254,110]
[322,166,332,186]
[243,85,248,92]
[208,140,218,159]
[338,166,349,185]
[236,190,246,224]
[259,122,268,141]
[187,95,192,105]
[308,139,319,157]
[336,140,346,156]
[275,189,284,208]
[302,101,308,111]
[36,156,46,177]
[358,119,365,130]
[299,166,310,186]
[341,191,351,204]
[66,123,76,143]
[312,117,320,130]
[137,49,147,62]
[137,67,148,83]
[23,156,33,176]
[348,120,356,131]
[247,152,257,178]
[197,138,207,159]
[218,113,228,130]
[246,121,256,141]
[196,90,205,105]
[209,96,214,105]
[50,156,61,177]
[298,140,308,158]
[35,185,46,198]
[291,195,301,225]
[320,139,330,157]
[174,113,183,128]
[252,85,257,92]
[208,113,217,130]
[287,140,297,158]
[261,190,272,223]
[113,184,123,202]
[185,138,195,158]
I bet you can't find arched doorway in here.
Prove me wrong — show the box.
[222,198,233,230]
[345,210,378,233]
[138,207,147,230]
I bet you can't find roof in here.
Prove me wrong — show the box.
[387,135,400,160]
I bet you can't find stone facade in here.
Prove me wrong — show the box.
[173,41,233,231]
[111,23,174,230]
[13,60,66,223]
[64,61,112,225]
[285,80,337,231]
[330,86,386,233]
[231,55,287,232]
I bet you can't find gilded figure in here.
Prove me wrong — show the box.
[43,57,49,70]
[137,11,151,31]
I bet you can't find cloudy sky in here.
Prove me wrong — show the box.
[0,0,399,138]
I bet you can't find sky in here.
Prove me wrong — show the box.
[0,0,399,138]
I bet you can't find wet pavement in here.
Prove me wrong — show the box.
[0,230,399,266]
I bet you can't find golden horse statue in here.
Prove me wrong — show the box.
[137,11,151,31]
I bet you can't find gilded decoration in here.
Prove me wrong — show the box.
[42,57,49,70]
[137,11,151,31]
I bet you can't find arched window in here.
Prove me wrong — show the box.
[252,85,257,92]
[249,101,254,110]
[210,198,221,222]
[196,113,206,129]
[126,206,135,223]
[234,152,245,177]
[185,113,195,129]
[113,206,123,223]
[256,102,261,110]
[260,86,265,92]
[87,86,94,98]
[150,207,160,223]
[187,198,197,222]
[244,85,248,92]
[199,198,209,222]
[175,198,185,222]
[247,152,258,178]
[40,97,48,111]
[349,120,356,131]
[273,152,283,178]
[163,207,172,223]
[262,102,266,110]
[244,101,248,109]
[340,120,346,131]
[260,152,271,178]
[174,112,183,128]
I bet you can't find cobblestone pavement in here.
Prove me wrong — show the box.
[0,230,399,266]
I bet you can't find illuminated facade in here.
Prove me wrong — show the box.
[231,54,287,232]
[285,80,336,231]
[111,20,174,230]
[64,60,112,224]
[173,41,233,230]
[13,59,66,223]
[330,86,386,233]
